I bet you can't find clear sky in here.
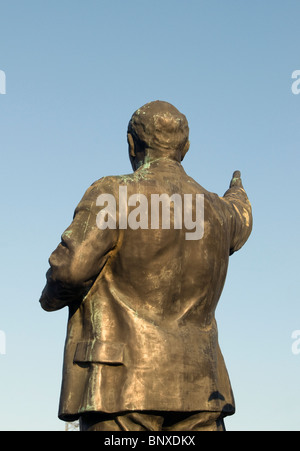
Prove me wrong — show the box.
[0,0,299,431]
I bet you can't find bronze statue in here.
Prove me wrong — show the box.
[39,101,252,431]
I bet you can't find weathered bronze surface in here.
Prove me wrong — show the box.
[39,101,252,431]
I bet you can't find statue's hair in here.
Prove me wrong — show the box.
[128,101,189,153]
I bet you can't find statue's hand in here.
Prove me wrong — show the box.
[230,170,243,188]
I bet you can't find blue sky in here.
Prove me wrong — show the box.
[0,0,299,431]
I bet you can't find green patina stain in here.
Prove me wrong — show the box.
[119,174,135,183]
[120,158,152,184]
[62,230,73,239]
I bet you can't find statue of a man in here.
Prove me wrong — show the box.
[39,101,252,431]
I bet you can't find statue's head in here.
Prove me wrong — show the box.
[127,100,190,171]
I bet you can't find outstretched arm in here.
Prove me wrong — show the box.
[222,170,253,255]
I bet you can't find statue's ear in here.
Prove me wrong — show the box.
[127,133,135,157]
[181,140,190,161]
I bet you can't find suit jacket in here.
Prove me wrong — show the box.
[39,158,252,421]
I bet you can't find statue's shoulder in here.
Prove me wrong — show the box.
[88,174,125,193]
[184,173,216,198]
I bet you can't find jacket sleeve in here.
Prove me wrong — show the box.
[221,171,253,255]
[39,180,118,312]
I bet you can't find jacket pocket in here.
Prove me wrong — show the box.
[74,340,125,365]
